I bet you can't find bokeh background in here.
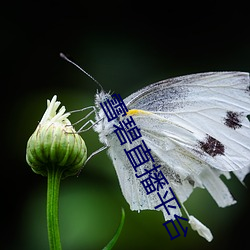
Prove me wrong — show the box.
[2,2,250,250]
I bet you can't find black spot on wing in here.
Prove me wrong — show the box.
[199,135,225,157]
[186,177,195,186]
[224,111,243,130]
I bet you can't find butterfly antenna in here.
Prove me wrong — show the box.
[60,53,104,91]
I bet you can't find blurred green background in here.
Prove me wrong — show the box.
[2,2,250,250]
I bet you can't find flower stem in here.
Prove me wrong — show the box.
[47,165,63,250]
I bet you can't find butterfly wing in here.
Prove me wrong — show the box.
[107,132,185,221]
[97,72,250,223]
[124,72,250,173]
[120,72,250,212]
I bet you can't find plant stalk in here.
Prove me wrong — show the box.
[47,165,63,250]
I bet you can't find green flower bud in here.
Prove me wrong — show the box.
[26,95,87,178]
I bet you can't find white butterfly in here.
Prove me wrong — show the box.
[86,71,250,241]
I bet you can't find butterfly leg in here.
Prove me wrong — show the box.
[77,117,104,133]
[68,106,100,132]
[70,105,96,114]
[77,145,108,175]
[70,106,96,126]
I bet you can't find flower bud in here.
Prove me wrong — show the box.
[26,95,87,178]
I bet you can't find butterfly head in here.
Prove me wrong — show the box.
[93,90,119,145]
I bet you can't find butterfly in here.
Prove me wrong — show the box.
[60,54,250,241]
[89,71,250,241]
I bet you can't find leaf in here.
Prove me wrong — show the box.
[102,208,125,250]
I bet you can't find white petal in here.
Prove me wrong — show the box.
[189,215,213,242]
[40,95,71,125]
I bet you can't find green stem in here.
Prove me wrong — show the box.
[47,165,63,250]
